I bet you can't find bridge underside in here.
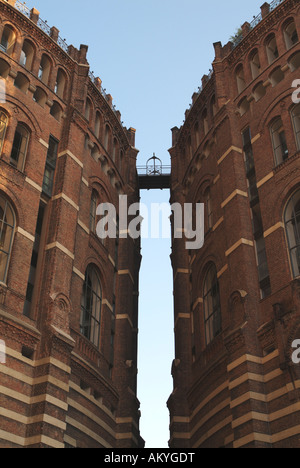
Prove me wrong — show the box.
[138,174,171,190]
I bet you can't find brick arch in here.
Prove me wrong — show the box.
[194,254,223,293]
[227,289,249,330]
[81,258,109,302]
[256,88,292,133]
[48,291,73,335]
[89,176,114,205]
[0,185,23,228]
[269,181,300,227]
[5,95,42,135]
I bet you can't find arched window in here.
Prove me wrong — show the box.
[203,264,222,345]
[104,124,110,152]
[266,34,279,64]
[194,122,200,148]
[269,67,284,87]
[0,111,8,154]
[33,87,47,108]
[285,190,300,278]
[20,39,35,71]
[187,135,192,159]
[54,68,66,99]
[95,112,101,139]
[0,58,10,79]
[270,118,288,166]
[14,72,30,94]
[202,109,209,135]
[252,82,266,102]
[288,51,300,71]
[50,101,63,122]
[10,123,30,171]
[0,25,16,56]
[210,95,217,117]
[0,195,15,283]
[112,138,119,163]
[38,54,51,85]
[204,188,213,230]
[283,20,299,50]
[80,265,102,347]
[235,64,246,94]
[90,190,98,233]
[238,97,250,116]
[249,49,261,80]
[91,144,100,162]
[85,98,92,122]
[291,104,300,150]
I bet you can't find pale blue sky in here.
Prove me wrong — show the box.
[29,0,265,447]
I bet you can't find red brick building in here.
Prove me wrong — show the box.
[0,0,143,448]
[168,0,300,449]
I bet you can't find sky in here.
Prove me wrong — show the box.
[28,0,266,448]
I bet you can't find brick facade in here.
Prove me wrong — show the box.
[0,0,143,448]
[168,0,300,449]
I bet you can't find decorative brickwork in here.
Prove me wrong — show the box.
[0,0,143,448]
[169,0,300,449]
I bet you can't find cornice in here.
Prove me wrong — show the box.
[227,0,298,66]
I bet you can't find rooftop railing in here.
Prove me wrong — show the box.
[7,0,121,119]
[232,0,285,48]
[13,0,69,52]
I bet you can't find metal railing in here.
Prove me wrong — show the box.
[232,0,285,49]
[137,166,171,177]
[7,0,120,118]
[13,0,69,52]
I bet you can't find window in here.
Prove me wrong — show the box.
[80,265,102,347]
[238,97,250,116]
[0,58,10,79]
[242,127,255,175]
[284,20,298,50]
[252,82,266,102]
[23,202,45,317]
[85,98,92,122]
[270,118,288,165]
[0,195,15,283]
[202,109,209,135]
[204,188,212,230]
[112,138,119,163]
[42,136,59,197]
[10,124,30,171]
[203,264,222,345]
[50,101,63,122]
[211,95,217,117]
[266,34,279,64]
[95,112,101,139]
[38,54,51,85]
[54,68,66,99]
[194,122,200,147]
[90,190,98,233]
[291,104,300,150]
[288,51,300,72]
[269,67,284,87]
[285,190,300,278]
[91,144,100,162]
[104,125,110,151]
[0,25,16,56]
[14,72,30,93]
[0,111,8,154]
[187,135,192,159]
[235,64,246,94]
[33,87,47,108]
[250,49,261,80]
[20,40,34,71]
